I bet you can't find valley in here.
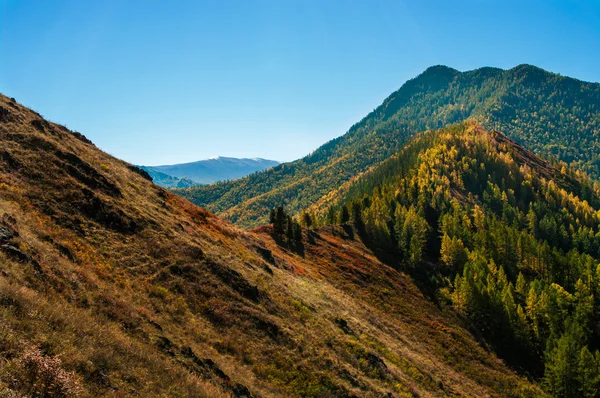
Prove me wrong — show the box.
[0,94,543,396]
[1,63,600,397]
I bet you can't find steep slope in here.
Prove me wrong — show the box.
[142,157,279,186]
[313,120,600,396]
[0,97,541,397]
[176,64,600,228]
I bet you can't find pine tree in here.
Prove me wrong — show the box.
[440,233,467,270]
[515,273,528,301]
[286,216,294,242]
[527,208,538,238]
[340,205,350,224]
[574,279,594,333]
[303,212,313,230]
[274,206,286,235]
[326,206,336,225]
[351,201,364,232]
[293,222,303,242]
[397,207,429,264]
[544,325,584,397]
[578,346,599,398]
[525,286,541,338]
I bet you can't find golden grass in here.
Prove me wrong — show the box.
[0,94,544,397]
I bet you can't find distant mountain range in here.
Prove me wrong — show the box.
[4,63,600,396]
[176,64,600,228]
[139,157,279,188]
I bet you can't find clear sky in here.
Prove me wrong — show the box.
[1,1,599,165]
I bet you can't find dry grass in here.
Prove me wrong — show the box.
[0,94,544,397]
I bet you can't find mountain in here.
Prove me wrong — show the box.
[311,120,600,395]
[175,64,600,228]
[141,157,279,187]
[137,166,197,189]
[0,97,542,396]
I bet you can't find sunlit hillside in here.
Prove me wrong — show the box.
[177,65,600,228]
[0,96,542,396]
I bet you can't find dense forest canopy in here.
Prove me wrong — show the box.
[311,120,600,396]
[175,64,600,228]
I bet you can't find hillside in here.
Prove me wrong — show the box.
[141,157,279,187]
[313,120,600,396]
[175,64,600,228]
[0,97,544,396]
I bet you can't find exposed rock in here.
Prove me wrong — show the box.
[31,119,48,132]
[68,188,139,234]
[0,106,12,123]
[71,131,94,145]
[6,132,57,152]
[180,346,254,397]
[156,336,175,356]
[55,150,122,197]
[0,226,15,243]
[1,151,21,171]
[335,318,353,335]
[55,243,75,261]
[366,352,388,378]
[208,260,261,302]
[128,165,153,181]
[1,244,29,262]
[255,246,275,264]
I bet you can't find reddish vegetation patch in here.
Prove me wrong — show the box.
[0,94,542,397]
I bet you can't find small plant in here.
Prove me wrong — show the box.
[14,347,82,397]
[149,285,170,300]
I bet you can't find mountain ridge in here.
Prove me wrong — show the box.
[0,95,542,396]
[176,63,600,228]
[309,120,600,394]
[140,156,279,188]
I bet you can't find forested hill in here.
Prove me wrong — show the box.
[0,96,543,396]
[175,64,600,228]
[316,120,600,396]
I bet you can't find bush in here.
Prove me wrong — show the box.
[12,347,82,397]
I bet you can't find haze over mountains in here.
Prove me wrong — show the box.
[139,157,279,188]
[176,64,600,228]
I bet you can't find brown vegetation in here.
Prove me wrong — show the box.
[0,95,541,396]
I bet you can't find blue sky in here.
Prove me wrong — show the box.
[1,0,599,165]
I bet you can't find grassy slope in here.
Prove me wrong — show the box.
[0,96,542,397]
[176,64,600,228]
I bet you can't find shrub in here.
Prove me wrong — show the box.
[13,347,82,397]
